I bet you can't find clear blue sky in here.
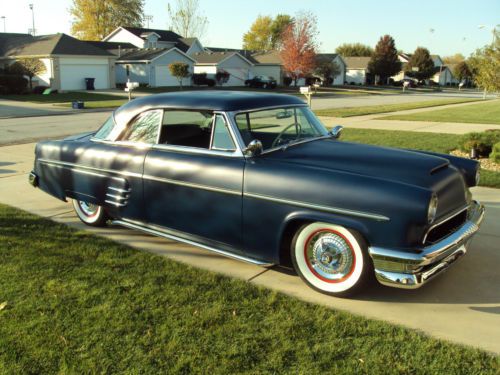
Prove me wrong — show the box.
[1,0,498,56]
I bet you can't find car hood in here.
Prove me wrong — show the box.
[263,138,452,188]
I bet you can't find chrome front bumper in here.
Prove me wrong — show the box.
[368,200,485,289]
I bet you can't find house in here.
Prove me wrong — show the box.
[0,32,115,90]
[394,53,456,85]
[248,50,284,84]
[315,53,346,85]
[193,51,254,86]
[343,56,371,85]
[102,26,204,56]
[114,48,196,87]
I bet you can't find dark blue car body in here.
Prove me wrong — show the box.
[30,91,485,293]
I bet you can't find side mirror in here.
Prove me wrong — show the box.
[329,125,343,139]
[244,139,263,157]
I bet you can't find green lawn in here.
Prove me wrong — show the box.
[0,204,498,374]
[379,100,500,125]
[342,128,500,188]
[0,92,125,104]
[314,98,482,118]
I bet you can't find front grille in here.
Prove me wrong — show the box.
[425,210,467,245]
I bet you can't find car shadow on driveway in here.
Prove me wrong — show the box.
[0,161,16,174]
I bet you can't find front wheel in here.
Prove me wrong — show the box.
[291,222,372,297]
[72,200,109,227]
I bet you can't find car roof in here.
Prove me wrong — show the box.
[114,90,305,126]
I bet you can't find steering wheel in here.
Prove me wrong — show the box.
[272,123,302,148]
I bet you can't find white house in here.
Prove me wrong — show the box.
[315,53,346,85]
[114,47,196,87]
[248,50,283,84]
[394,53,456,85]
[193,51,254,86]
[0,33,115,91]
[102,27,204,56]
[343,57,371,85]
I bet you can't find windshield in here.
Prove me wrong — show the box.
[234,106,328,152]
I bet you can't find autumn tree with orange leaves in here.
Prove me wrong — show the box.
[280,11,319,86]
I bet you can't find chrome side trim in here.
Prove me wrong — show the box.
[38,158,142,179]
[105,193,128,200]
[369,200,485,288]
[111,219,274,267]
[244,192,390,221]
[108,186,131,194]
[422,204,469,244]
[151,144,242,158]
[105,200,126,207]
[142,175,242,196]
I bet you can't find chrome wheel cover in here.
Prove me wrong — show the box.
[305,230,355,282]
[78,201,99,217]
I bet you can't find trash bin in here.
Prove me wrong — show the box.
[72,101,84,109]
[84,78,95,90]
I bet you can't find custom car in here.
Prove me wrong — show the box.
[29,91,485,297]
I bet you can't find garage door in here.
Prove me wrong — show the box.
[60,64,109,90]
[155,65,178,87]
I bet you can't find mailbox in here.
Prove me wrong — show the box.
[300,86,311,94]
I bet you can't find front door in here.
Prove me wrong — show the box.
[143,111,245,251]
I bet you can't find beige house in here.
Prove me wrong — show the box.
[0,33,115,91]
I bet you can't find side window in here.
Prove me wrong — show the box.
[120,110,161,144]
[158,110,213,149]
[211,115,235,151]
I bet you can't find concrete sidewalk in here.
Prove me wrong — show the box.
[1,142,500,354]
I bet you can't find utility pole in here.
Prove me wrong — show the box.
[29,4,35,36]
[144,15,153,28]
[1,16,5,33]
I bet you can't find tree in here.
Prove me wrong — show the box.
[70,0,144,40]
[315,60,341,86]
[442,53,465,64]
[335,43,373,57]
[453,61,472,84]
[168,62,190,89]
[280,11,318,86]
[468,33,500,95]
[242,15,273,51]
[367,35,401,84]
[270,14,293,50]
[9,58,46,90]
[215,70,230,86]
[405,47,435,81]
[167,0,208,39]
[242,14,293,51]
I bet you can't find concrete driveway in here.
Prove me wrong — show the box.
[0,142,499,354]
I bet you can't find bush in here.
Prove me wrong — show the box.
[490,142,500,163]
[32,85,48,94]
[283,76,292,87]
[0,74,28,94]
[460,130,500,157]
[206,78,216,87]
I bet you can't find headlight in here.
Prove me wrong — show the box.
[475,169,480,186]
[428,194,438,224]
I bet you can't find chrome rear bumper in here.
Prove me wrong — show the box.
[369,200,485,289]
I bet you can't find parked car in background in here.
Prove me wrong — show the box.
[245,76,277,89]
[29,91,484,297]
[394,78,418,88]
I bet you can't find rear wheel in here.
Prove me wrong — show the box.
[72,200,108,227]
[291,222,371,297]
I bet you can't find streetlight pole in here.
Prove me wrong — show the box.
[144,15,153,28]
[29,4,35,36]
[1,16,5,33]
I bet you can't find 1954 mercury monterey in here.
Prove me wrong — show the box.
[29,91,485,296]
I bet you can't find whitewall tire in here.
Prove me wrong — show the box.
[291,222,371,297]
[72,200,108,227]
